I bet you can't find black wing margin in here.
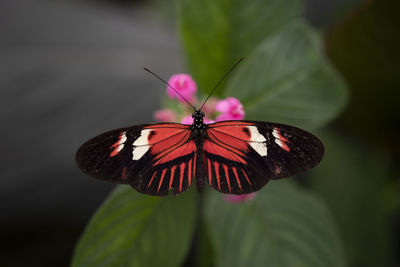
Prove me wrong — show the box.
[254,121,324,179]
[76,125,143,184]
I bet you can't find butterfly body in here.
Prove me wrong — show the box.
[76,110,324,197]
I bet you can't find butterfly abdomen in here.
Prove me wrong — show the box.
[194,137,205,193]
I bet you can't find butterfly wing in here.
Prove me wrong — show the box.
[203,121,324,194]
[76,123,197,196]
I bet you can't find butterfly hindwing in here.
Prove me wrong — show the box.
[204,121,324,194]
[75,123,196,196]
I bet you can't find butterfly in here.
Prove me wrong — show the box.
[76,60,324,197]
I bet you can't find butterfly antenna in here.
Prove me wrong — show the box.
[199,58,243,111]
[144,67,196,111]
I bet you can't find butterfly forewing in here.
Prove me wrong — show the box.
[204,121,324,194]
[76,123,195,196]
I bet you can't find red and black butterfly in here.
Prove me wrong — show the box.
[76,60,324,197]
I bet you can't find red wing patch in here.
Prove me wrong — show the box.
[142,141,196,196]
[151,131,192,165]
[202,121,266,194]
[202,122,250,194]
[203,139,247,164]
[204,122,254,164]
[203,150,255,194]
[109,131,127,157]
[131,124,191,164]
[132,124,196,196]
[207,121,268,157]
[272,127,290,152]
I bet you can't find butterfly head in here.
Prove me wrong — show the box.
[191,110,206,130]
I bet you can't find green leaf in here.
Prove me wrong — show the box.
[308,131,394,267]
[225,21,348,129]
[204,181,346,267]
[179,0,348,128]
[72,186,197,267]
[179,0,302,94]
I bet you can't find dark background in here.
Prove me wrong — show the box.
[1,0,398,266]
[1,1,182,265]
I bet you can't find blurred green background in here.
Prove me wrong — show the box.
[1,0,398,266]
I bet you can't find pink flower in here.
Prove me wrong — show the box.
[181,116,193,125]
[167,74,197,103]
[153,109,177,122]
[216,97,245,121]
[224,193,256,203]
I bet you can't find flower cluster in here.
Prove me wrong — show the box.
[153,73,254,203]
[154,73,245,124]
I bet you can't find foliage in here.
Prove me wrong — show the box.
[204,181,345,267]
[224,21,346,129]
[72,187,196,266]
